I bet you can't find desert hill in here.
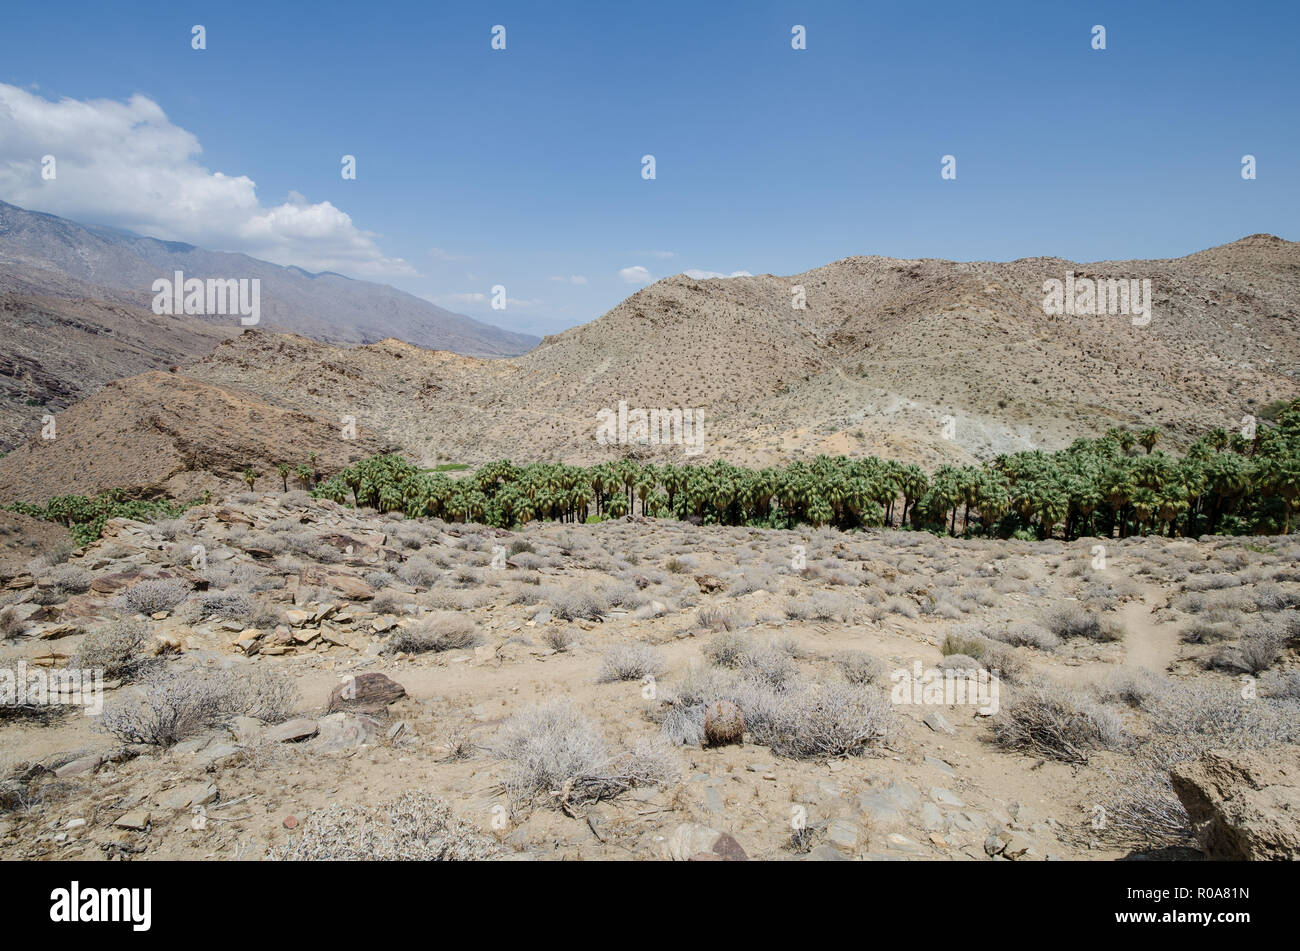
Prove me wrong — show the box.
[0,371,388,504]
[182,235,1299,470]
[0,292,236,451]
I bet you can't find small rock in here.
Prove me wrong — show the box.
[923,711,956,735]
[265,718,320,744]
[114,809,150,831]
[54,753,103,779]
[665,822,722,861]
[155,782,218,811]
[826,817,860,851]
[710,833,748,861]
[311,713,378,753]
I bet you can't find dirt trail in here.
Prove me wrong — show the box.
[1117,588,1182,673]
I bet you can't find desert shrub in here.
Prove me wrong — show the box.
[71,619,151,680]
[1181,573,1241,592]
[703,631,749,668]
[1045,605,1125,642]
[665,668,894,759]
[748,682,896,758]
[738,645,799,689]
[1248,583,1300,613]
[383,613,482,654]
[370,590,408,615]
[364,570,395,589]
[976,642,1027,684]
[228,668,299,722]
[451,568,481,588]
[277,791,499,861]
[505,581,543,606]
[698,605,748,633]
[0,607,26,639]
[102,666,296,746]
[509,552,547,571]
[115,578,191,615]
[785,592,855,622]
[1094,754,1196,851]
[549,585,609,621]
[660,702,706,746]
[604,583,645,609]
[540,627,577,652]
[192,591,254,622]
[492,700,678,811]
[834,650,882,685]
[728,571,776,597]
[1239,634,1284,674]
[960,586,999,608]
[398,557,440,588]
[152,518,190,541]
[923,598,965,620]
[1148,683,1300,745]
[991,683,1128,764]
[28,542,74,568]
[942,633,986,658]
[596,643,665,683]
[990,621,1060,652]
[1181,618,1236,644]
[1096,681,1300,851]
[48,563,92,595]
[1262,670,1300,700]
[1095,668,1172,711]
[1203,634,1283,675]
[877,596,919,620]
[939,653,980,671]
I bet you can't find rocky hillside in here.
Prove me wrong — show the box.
[0,293,234,451]
[0,372,389,504]
[183,235,1300,470]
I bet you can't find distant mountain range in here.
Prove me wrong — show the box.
[0,200,539,357]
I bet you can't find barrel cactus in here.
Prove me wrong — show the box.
[703,699,744,747]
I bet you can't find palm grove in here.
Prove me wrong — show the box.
[310,400,1300,541]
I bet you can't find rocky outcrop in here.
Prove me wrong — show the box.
[1170,748,1300,860]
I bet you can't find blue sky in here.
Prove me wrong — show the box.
[1,0,1297,335]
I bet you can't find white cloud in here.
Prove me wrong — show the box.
[0,84,413,276]
[619,265,652,284]
[683,268,753,280]
[548,274,588,285]
[636,250,677,259]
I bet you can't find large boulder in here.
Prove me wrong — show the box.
[1170,747,1300,860]
[326,672,407,716]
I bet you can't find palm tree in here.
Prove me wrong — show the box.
[1138,427,1161,455]
[241,467,257,491]
[277,462,290,491]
